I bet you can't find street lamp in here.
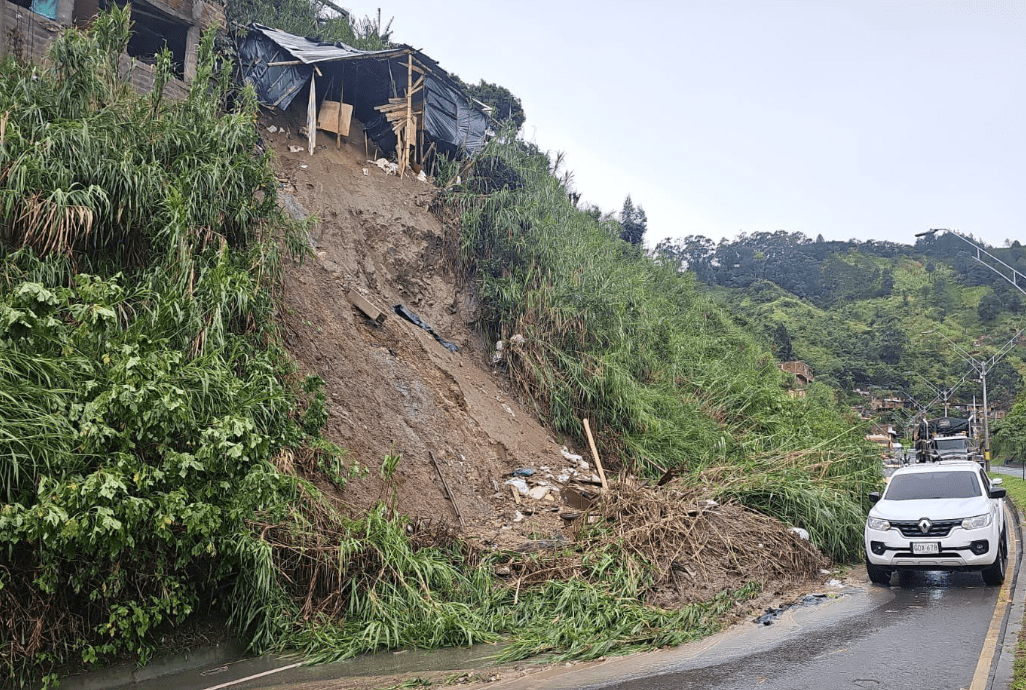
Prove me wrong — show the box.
[915,228,1026,297]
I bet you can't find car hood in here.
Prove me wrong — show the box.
[871,497,992,521]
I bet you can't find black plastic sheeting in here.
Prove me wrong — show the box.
[239,33,313,111]
[393,304,459,353]
[239,25,490,158]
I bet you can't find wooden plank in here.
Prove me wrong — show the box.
[583,419,609,491]
[346,289,386,323]
[403,53,413,178]
[336,82,343,149]
[430,452,466,528]
[316,100,353,137]
[306,73,316,155]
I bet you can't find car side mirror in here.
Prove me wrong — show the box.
[869,491,882,504]
[990,487,1007,499]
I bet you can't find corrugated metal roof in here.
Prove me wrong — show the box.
[250,24,413,65]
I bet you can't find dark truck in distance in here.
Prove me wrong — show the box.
[914,417,981,463]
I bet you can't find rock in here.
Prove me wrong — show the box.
[527,486,550,501]
[561,446,584,463]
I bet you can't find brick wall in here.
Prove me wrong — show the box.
[2,0,189,100]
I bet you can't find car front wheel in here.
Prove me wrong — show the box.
[982,530,1007,586]
[866,559,891,585]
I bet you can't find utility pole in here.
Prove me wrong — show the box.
[914,228,1026,468]
[920,327,1024,467]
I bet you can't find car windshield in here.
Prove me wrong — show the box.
[885,471,982,500]
[935,438,968,452]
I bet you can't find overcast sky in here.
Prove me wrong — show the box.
[347,0,1024,249]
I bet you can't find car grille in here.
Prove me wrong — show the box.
[891,519,961,538]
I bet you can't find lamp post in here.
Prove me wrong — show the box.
[915,228,1026,297]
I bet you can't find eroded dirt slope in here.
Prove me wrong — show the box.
[266,109,573,550]
[263,108,835,613]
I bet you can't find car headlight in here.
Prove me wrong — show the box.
[962,514,992,530]
[867,516,890,531]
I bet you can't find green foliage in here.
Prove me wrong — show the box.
[0,11,334,683]
[619,195,647,247]
[226,1,393,50]
[441,137,877,562]
[450,77,526,132]
[708,249,1024,406]
[994,394,1026,461]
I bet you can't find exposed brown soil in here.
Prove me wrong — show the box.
[263,106,837,613]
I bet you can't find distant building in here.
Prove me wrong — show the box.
[780,361,813,397]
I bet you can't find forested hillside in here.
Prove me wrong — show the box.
[656,231,1026,414]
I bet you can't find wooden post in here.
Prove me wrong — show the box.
[336,81,343,150]
[307,73,316,156]
[403,52,413,177]
[429,452,466,528]
[583,419,609,491]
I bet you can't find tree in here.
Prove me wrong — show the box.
[619,195,647,247]
[994,393,1026,461]
[772,323,794,361]
[876,327,907,366]
[452,77,526,131]
[978,290,1002,323]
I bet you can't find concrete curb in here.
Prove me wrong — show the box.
[990,502,1025,689]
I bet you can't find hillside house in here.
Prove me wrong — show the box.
[1,0,222,94]
[779,360,813,398]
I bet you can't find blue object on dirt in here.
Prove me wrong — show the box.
[512,468,535,477]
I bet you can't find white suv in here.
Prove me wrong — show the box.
[864,461,1008,586]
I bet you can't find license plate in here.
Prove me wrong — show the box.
[913,542,940,555]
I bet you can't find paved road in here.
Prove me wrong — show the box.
[592,571,997,690]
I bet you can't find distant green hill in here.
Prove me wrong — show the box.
[656,232,1026,417]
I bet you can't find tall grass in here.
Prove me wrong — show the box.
[0,10,329,684]
[441,135,879,561]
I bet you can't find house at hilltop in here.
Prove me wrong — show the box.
[239,24,491,176]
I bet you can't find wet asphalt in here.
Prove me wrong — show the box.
[592,570,997,690]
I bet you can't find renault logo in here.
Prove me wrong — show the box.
[918,518,932,534]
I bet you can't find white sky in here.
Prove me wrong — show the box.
[347,0,1025,249]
